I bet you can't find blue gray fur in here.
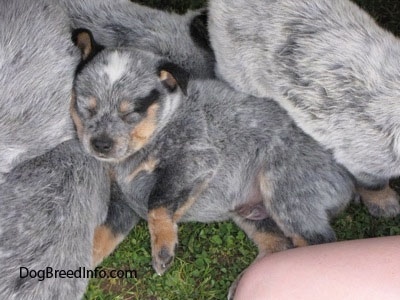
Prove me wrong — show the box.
[0,3,113,299]
[0,0,213,298]
[56,0,215,78]
[0,0,79,179]
[0,140,111,300]
[208,0,400,188]
[72,46,356,295]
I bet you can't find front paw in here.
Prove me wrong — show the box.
[152,245,176,275]
[148,207,178,275]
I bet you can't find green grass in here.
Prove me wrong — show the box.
[84,1,400,299]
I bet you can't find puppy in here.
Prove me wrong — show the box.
[56,0,215,79]
[0,1,140,298]
[0,140,114,299]
[72,31,356,296]
[0,0,79,179]
[0,0,214,181]
[208,0,400,217]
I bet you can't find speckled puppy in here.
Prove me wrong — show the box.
[208,0,400,217]
[72,31,355,282]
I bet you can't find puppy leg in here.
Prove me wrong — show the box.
[259,171,339,247]
[148,175,210,275]
[233,214,292,258]
[92,181,140,266]
[147,207,178,275]
[229,215,293,300]
[357,183,400,218]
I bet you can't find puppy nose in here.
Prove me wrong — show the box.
[91,136,114,154]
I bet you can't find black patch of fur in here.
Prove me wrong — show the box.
[135,89,160,114]
[190,9,212,51]
[103,180,137,235]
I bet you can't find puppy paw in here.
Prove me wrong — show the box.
[152,245,176,275]
[366,201,400,218]
[358,185,400,218]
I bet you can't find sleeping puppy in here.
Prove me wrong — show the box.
[72,30,356,297]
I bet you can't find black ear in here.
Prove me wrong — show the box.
[71,28,104,64]
[189,9,212,51]
[157,62,189,96]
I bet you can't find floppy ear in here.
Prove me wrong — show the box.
[157,62,189,96]
[71,28,104,62]
[189,9,212,51]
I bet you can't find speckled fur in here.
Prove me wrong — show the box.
[73,44,355,292]
[208,0,400,187]
[208,0,400,217]
[56,0,215,79]
[0,0,78,179]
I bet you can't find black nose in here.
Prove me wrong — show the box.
[91,136,114,154]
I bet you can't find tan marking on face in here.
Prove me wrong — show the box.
[119,100,131,114]
[159,70,177,90]
[125,157,159,183]
[92,225,125,267]
[88,96,97,110]
[130,103,159,151]
[291,235,309,248]
[148,207,177,257]
[70,91,84,140]
[357,184,399,210]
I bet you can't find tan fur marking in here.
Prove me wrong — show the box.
[92,225,124,267]
[148,207,177,255]
[125,157,159,183]
[119,100,131,114]
[233,215,290,259]
[88,96,97,110]
[70,91,84,140]
[358,184,398,208]
[258,171,274,206]
[130,103,159,151]
[173,179,210,222]
[252,231,290,256]
[159,70,177,90]
[292,235,309,248]
[76,31,92,60]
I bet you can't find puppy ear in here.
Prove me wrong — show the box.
[71,28,104,62]
[157,62,189,96]
[190,9,212,51]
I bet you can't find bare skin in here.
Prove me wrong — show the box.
[235,236,400,300]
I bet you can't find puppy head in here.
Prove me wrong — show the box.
[71,29,188,162]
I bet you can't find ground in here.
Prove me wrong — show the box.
[84,1,400,299]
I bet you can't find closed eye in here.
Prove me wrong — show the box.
[77,104,97,118]
[120,110,140,124]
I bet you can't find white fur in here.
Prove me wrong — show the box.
[103,52,129,86]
